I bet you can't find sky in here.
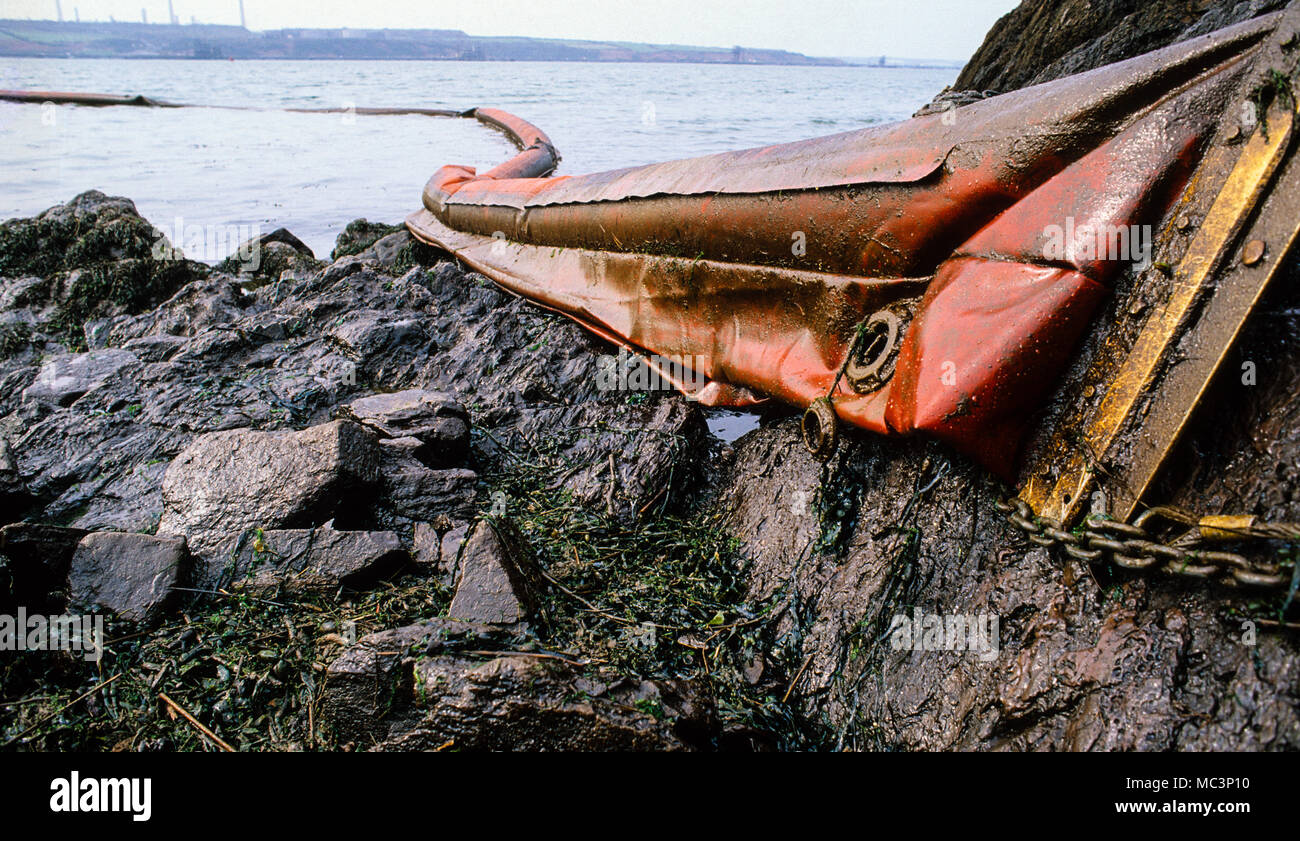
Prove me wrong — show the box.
[6,0,1023,60]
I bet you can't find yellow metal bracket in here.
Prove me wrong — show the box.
[1020,4,1300,526]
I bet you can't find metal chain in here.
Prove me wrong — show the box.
[995,498,1300,589]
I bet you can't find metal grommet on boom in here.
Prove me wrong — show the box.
[845,309,902,394]
[801,396,838,460]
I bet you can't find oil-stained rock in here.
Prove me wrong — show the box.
[381,656,709,751]
[372,447,478,527]
[321,618,507,744]
[480,398,707,522]
[954,0,1286,94]
[716,415,1300,750]
[22,348,139,407]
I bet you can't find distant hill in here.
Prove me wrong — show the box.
[0,19,845,65]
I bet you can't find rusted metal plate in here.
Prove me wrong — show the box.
[1020,1,1300,524]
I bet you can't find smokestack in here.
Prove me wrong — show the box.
[75,7,80,21]
[239,0,246,29]
[169,0,177,24]
[55,0,63,23]
[141,8,147,24]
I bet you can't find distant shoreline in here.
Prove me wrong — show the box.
[1,55,962,69]
[0,18,961,68]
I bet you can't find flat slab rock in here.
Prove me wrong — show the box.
[230,525,405,592]
[68,532,186,625]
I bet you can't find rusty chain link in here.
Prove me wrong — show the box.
[996,498,1300,590]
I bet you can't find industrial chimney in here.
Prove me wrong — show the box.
[239,0,246,29]
[169,0,177,24]
[55,0,63,23]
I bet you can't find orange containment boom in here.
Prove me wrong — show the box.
[406,14,1281,478]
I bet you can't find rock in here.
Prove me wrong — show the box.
[338,389,469,467]
[954,0,1285,94]
[90,276,247,347]
[68,532,186,624]
[156,420,381,586]
[253,227,314,258]
[439,521,469,573]
[0,191,208,352]
[322,620,712,750]
[327,310,432,370]
[215,227,314,270]
[448,519,541,627]
[22,349,139,407]
[412,521,441,566]
[412,519,459,587]
[481,398,707,522]
[0,523,88,612]
[1,191,166,279]
[229,525,406,593]
[352,231,415,270]
[217,232,322,286]
[330,219,403,260]
[366,654,708,751]
[321,618,507,743]
[373,447,478,526]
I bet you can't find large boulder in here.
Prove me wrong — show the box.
[156,420,381,586]
[68,532,186,625]
[0,190,208,352]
